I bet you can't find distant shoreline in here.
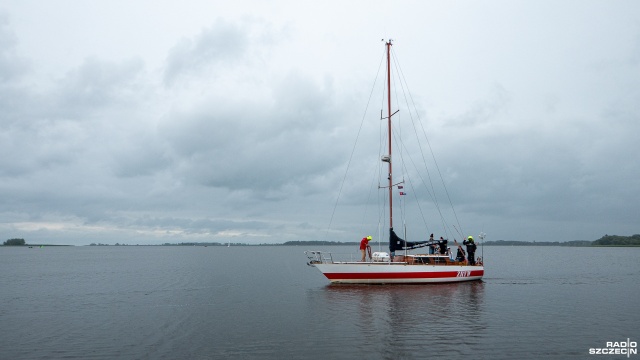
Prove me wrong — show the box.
[3,234,638,247]
[2,243,639,247]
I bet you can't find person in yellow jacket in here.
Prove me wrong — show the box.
[463,236,477,265]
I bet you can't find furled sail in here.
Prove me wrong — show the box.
[389,228,431,252]
[389,228,449,253]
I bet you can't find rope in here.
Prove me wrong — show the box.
[390,45,465,240]
[324,46,386,242]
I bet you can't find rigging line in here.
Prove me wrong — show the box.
[400,68,464,236]
[396,160,432,235]
[389,49,447,234]
[401,95,451,237]
[324,46,386,241]
[392,136,409,235]
[357,156,381,239]
[377,67,389,241]
[378,111,389,236]
[386,83,434,235]
[414,97,465,237]
[358,108,391,239]
[393,99,420,242]
[391,120,434,232]
[389,48,427,238]
[386,51,438,236]
[452,224,464,241]
[361,97,389,240]
[392,47,464,238]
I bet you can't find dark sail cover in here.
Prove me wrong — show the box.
[389,228,431,252]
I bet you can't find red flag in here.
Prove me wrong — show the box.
[399,192,406,195]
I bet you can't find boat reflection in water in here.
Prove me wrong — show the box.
[304,282,487,357]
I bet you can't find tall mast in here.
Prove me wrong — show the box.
[386,40,393,230]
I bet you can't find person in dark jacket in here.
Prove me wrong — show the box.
[438,237,447,254]
[463,236,477,265]
[455,246,466,262]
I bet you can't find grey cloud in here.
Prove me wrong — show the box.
[158,72,353,199]
[0,55,148,179]
[164,20,249,86]
[0,13,28,82]
[445,83,512,128]
[57,57,145,115]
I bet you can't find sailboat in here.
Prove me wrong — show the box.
[305,40,484,284]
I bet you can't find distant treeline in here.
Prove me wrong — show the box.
[3,238,25,246]
[480,234,640,247]
[592,234,640,246]
[483,240,593,246]
[1,238,70,246]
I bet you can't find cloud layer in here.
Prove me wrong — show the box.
[1,1,639,245]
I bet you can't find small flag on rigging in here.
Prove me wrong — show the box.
[398,185,404,189]
[399,192,406,195]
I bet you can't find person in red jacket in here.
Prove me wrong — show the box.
[360,235,372,261]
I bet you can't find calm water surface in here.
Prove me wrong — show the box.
[1,245,638,359]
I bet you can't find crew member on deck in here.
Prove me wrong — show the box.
[447,247,455,261]
[428,233,435,254]
[438,237,447,254]
[456,246,466,263]
[463,236,477,265]
[360,236,372,261]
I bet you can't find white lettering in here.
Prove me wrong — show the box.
[603,340,637,348]
[589,341,637,356]
[456,271,471,277]
[590,348,629,354]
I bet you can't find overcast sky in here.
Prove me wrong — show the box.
[1,1,639,245]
